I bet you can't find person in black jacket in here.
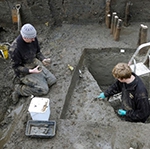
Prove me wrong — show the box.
[98,62,150,123]
[9,23,56,104]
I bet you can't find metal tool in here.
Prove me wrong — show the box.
[15,4,22,31]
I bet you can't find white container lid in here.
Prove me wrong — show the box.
[28,97,50,113]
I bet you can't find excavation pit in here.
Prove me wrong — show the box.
[61,48,150,122]
[1,20,150,148]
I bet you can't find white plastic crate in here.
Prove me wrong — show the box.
[28,97,50,121]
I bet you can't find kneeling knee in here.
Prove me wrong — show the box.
[38,86,49,95]
[47,77,57,87]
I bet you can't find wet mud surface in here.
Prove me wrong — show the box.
[1,22,150,149]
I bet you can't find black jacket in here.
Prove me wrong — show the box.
[10,35,45,76]
[104,73,150,122]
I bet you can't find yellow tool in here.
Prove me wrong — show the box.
[68,64,74,71]
[0,44,9,59]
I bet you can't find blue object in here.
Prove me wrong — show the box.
[118,109,126,116]
[97,92,105,99]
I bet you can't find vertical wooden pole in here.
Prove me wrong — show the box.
[106,14,111,28]
[138,24,148,45]
[105,0,111,16]
[124,2,131,27]
[110,12,117,34]
[114,19,122,41]
[137,24,143,46]
[105,0,111,28]
[113,15,118,37]
[138,24,148,55]
[140,25,148,44]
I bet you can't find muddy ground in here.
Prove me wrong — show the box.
[1,21,150,149]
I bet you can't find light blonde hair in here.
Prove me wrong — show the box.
[112,63,132,80]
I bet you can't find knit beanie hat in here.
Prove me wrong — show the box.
[20,23,37,39]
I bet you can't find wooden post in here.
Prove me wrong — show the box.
[114,19,122,41]
[137,24,143,46]
[113,15,118,37]
[110,12,117,34]
[138,24,148,45]
[106,14,111,28]
[140,25,148,44]
[138,24,148,55]
[105,0,111,28]
[105,0,111,16]
[124,2,131,27]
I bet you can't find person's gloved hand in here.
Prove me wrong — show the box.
[97,92,105,99]
[118,109,126,116]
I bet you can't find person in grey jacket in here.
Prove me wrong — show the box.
[10,23,56,104]
[98,63,150,123]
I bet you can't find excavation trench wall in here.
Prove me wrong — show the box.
[61,48,150,120]
[0,0,150,28]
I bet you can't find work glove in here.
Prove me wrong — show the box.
[97,92,105,99]
[118,109,126,116]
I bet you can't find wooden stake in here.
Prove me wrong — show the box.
[105,0,111,28]
[137,24,143,46]
[105,0,111,16]
[138,24,148,55]
[114,19,122,41]
[105,14,111,28]
[138,24,148,45]
[110,12,117,34]
[124,2,131,27]
[113,15,118,37]
[140,25,148,44]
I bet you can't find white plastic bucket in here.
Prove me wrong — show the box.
[28,97,50,121]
